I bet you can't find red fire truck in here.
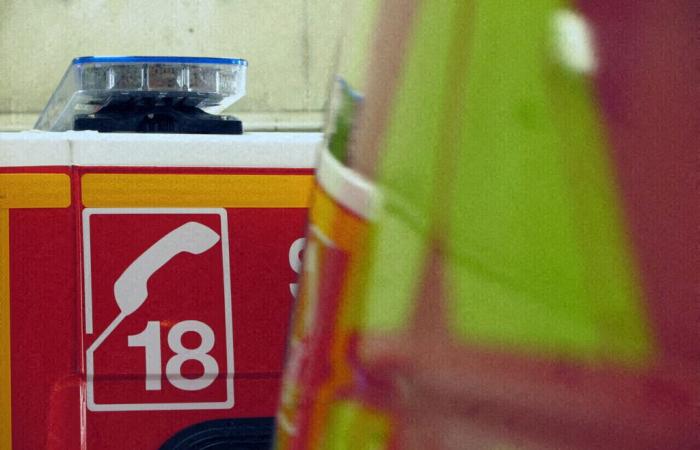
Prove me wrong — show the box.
[0,130,319,449]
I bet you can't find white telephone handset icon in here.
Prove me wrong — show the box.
[87,221,220,353]
[114,222,220,316]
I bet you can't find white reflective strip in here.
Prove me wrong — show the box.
[316,147,379,220]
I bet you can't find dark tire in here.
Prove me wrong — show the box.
[159,417,275,450]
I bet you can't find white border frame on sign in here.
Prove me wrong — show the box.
[82,208,234,412]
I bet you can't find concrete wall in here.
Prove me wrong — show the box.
[0,0,346,131]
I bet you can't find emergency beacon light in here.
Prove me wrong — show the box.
[35,56,247,134]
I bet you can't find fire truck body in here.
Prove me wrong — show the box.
[0,131,320,449]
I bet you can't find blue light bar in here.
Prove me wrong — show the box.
[35,56,248,131]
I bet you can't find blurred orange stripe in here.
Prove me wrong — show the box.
[0,209,12,450]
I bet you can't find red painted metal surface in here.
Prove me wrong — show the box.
[7,166,310,449]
